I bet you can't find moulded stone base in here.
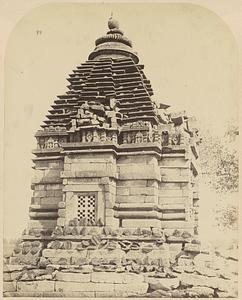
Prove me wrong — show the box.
[121,219,161,228]
[3,291,96,298]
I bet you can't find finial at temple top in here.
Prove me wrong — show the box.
[108,14,120,30]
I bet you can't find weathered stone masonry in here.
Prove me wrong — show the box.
[4,18,237,298]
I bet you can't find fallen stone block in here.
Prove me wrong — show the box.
[184,243,201,253]
[195,265,218,277]
[179,273,233,291]
[171,289,187,297]
[216,249,238,261]
[178,255,193,266]
[186,286,214,297]
[216,290,238,298]
[146,277,179,291]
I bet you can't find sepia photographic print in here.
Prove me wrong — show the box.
[1,1,240,298]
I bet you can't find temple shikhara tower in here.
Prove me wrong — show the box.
[4,18,207,298]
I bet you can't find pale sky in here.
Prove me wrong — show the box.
[3,3,239,239]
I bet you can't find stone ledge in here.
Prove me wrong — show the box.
[63,184,103,192]
[161,175,190,183]
[33,146,62,152]
[17,281,55,292]
[3,265,28,272]
[61,170,118,179]
[55,281,115,292]
[3,291,95,297]
[114,210,163,219]
[3,281,17,292]
[91,272,144,284]
[29,211,58,219]
[30,204,58,211]
[31,177,62,184]
[33,155,64,162]
[55,281,148,293]
[55,271,91,282]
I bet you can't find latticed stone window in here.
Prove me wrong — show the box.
[77,194,97,223]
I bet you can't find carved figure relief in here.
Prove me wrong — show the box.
[111,133,118,143]
[100,131,106,142]
[37,138,45,149]
[46,137,54,148]
[93,130,99,142]
[85,131,93,142]
[53,139,59,148]
[135,131,143,143]
[170,133,181,145]
[161,131,169,146]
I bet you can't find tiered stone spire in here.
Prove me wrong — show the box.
[40,18,161,138]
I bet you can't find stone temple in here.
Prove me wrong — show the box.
[31,17,200,234]
[3,18,210,298]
